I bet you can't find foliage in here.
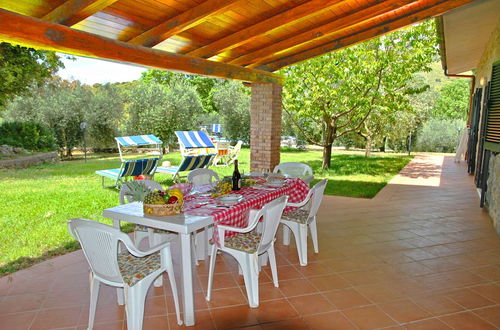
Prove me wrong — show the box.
[85,84,124,148]
[4,79,89,156]
[140,69,220,113]
[415,118,466,152]
[280,21,438,167]
[127,80,202,145]
[0,149,412,274]
[433,79,470,120]
[0,42,63,109]
[212,81,251,142]
[0,121,56,151]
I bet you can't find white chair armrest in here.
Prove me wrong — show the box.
[286,189,313,208]
[217,209,261,248]
[121,235,171,258]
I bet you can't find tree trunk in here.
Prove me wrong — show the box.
[379,137,387,152]
[322,125,335,169]
[322,143,333,169]
[365,135,372,157]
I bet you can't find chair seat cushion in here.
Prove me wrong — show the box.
[117,252,161,286]
[225,231,261,253]
[281,208,310,224]
[135,224,176,235]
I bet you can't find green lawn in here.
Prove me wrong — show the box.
[0,149,412,275]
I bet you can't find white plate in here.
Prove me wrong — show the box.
[217,194,243,203]
[265,181,284,187]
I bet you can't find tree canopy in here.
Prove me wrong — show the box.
[0,42,63,109]
[280,21,439,168]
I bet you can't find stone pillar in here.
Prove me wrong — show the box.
[250,83,282,172]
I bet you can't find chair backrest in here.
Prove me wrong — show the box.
[187,168,219,186]
[68,218,129,285]
[120,158,160,178]
[255,196,288,254]
[273,162,313,177]
[307,179,328,220]
[211,124,222,134]
[119,179,162,204]
[178,154,215,172]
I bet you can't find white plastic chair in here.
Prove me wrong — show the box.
[68,218,182,330]
[273,162,314,185]
[280,179,327,266]
[206,196,288,308]
[119,180,177,247]
[187,168,219,186]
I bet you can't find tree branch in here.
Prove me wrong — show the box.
[282,105,324,146]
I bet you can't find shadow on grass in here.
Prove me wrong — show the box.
[311,178,387,199]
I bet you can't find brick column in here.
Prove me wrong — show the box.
[250,83,282,172]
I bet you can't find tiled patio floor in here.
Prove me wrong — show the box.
[1,155,499,329]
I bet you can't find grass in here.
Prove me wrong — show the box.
[0,149,412,275]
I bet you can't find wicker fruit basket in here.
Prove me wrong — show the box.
[143,202,183,216]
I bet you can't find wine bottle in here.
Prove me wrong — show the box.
[232,160,241,191]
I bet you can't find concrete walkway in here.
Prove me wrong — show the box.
[1,154,499,329]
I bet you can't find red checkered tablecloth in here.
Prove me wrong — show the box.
[184,178,310,245]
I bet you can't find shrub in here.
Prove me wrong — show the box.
[415,118,465,153]
[0,121,56,151]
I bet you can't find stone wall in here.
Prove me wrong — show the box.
[0,152,58,169]
[250,83,282,172]
[476,18,500,235]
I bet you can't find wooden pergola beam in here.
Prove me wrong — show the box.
[230,0,418,67]
[128,0,240,47]
[0,9,282,85]
[186,0,347,59]
[266,0,478,72]
[41,0,119,26]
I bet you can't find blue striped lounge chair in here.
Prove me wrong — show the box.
[95,135,163,188]
[156,131,216,182]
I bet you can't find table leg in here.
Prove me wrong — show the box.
[180,233,195,326]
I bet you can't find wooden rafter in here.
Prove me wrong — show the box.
[127,0,240,47]
[186,0,348,59]
[265,0,478,71]
[41,0,119,26]
[0,9,282,84]
[230,0,418,67]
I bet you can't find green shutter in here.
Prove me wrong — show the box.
[485,61,500,152]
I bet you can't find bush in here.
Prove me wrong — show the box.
[0,121,56,151]
[415,118,465,153]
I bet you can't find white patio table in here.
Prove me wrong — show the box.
[103,202,212,327]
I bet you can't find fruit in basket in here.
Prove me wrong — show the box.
[167,196,178,204]
[144,190,166,205]
[124,181,152,202]
[168,188,184,203]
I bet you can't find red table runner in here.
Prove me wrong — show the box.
[184,178,310,245]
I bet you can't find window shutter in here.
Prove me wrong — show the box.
[484,61,500,152]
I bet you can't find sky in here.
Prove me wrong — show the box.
[57,55,147,85]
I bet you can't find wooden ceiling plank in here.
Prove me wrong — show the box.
[230,0,418,67]
[0,9,282,84]
[186,0,348,59]
[127,0,240,47]
[265,0,478,72]
[42,0,119,26]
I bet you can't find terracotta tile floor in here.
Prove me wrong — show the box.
[1,155,499,329]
